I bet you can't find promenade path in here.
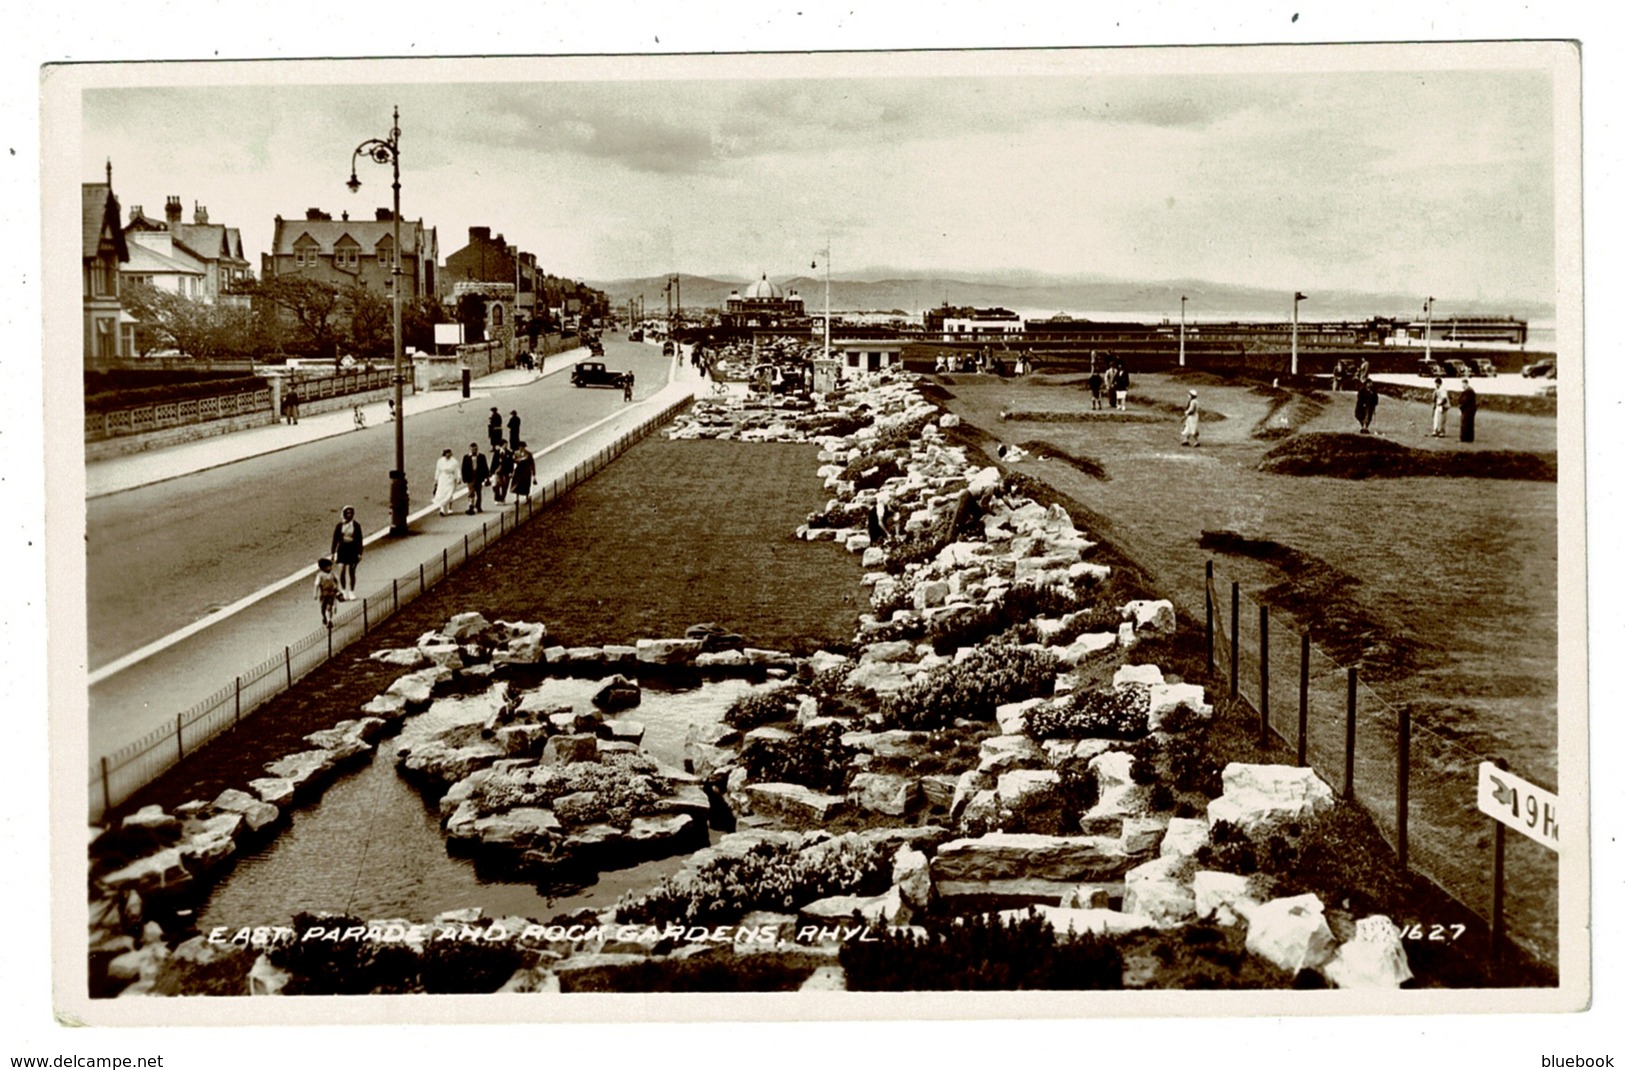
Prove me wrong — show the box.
[85,340,700,765]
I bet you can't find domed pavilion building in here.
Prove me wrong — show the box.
[721,274,808,333]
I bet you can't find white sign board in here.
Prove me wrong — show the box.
[433,323,465,347]
[1476,762,1559,853]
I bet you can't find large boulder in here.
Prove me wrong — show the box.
[261,750,335,792]
[491,621,548,665]
[1192,870,1256,923]
[996,769,1060,810]
[442,612,491,641]
[892,846,932,910]
[1322,915,1414,989]
[843,660,911,695]
[386,670,438,707]
[1112,664,1165,689]
[977,735,1046,775]
[210,788,279,833]
[995,697,1046,736]
[591,675,641,713]
[541,734,599,766]
[745,783,847,824]
[1207,763,1335,837]
[1121,600,1176,636]
[636,638,704,666]
[99,847,192,897]
[1243,893,1337,974]
[847,773,920,816]
[1158,817,1210,860]
[932,833,1135,883]
[1122,854,1197,924]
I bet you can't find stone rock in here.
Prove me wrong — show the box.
[1159,817,1211,859]
[744,726,795,745]
[636,638,704,665]
[1112,664,1166,689]
[601,720,646,745]
[1206,763,1335,837]
[99,847,192,896]
[386,670,437,706]
[1121,814,1169,855]
[107,942,170,991]
[245,954,291,996]
[302,724,373,763]
[656,783,712,819]
[1068,562,1112,586]
[360,692,409,719]
[262,750,335,791]
[494,724,551,757]
[1122,855,1197,924]
[808,650,851,676]
[474,808,562,849]
[913,580,950,610]
[121,805,178,834]
[978,735,1046,775]
[370,647,427,668]
[940,413,961,428]
[799,966,846,991]
[802,888,902,925]
[1147,683,1212,731]
[1244,893,1337,974]
[1084,750,1147,827]
[1192,870,1257,923]
[696,649,746,668]
[626,813,696,846]
[247,778,296,807]
[841,729,930,760]
[892,846,932,909]
[541,733,599,766]
[1117,621,1139,652]
[548,710,600,734]
[996,769,1061,809]
[591,675,641,713]
[949,770,991,821]
[1059,883,1117,909]
[686,623,747,652]
[1040,739,1116,766]
[844,660,911,695]
[995,697,1046,735]
[1054,632,1116,667]
[1121,599,1176,636]
[743,648,794,668]
[848,773,920,816]
[177,813,242,874]
[443,612,491,641]
[745,783,847,823]
[417,639,465,671]
[920,773,960,810]
[861,546,886,568]
[932,833,1135,883]
[1322,915,1415,989]
[966,467,1000,496]
[398,733,505,786]
[861,640,915,664]
[491,621,548,665]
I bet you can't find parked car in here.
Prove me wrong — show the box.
[1442,359,1473,378]
[663,340,676,357]
[1468,358,1499,377]
[570,360,629,389]
[628,329,643,342]
[1522,359,1556,379]
[1417,358,1449,378]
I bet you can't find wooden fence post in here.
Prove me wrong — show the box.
[1204,561,1213,676]
[235,676,242,728]
[1297,634,1310,767]
[1398,705,1411,873]
[362,599,369,633]
[284,646,293,688]
[1344,666,1358,800]
[419,562,425,591]
[1258,605,1270,741]
[393,577,399,612]
[100,756,111,818]
[1229,582,1240,699]
[176,713,185,762]
[443,548,448,578]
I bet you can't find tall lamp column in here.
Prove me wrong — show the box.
[349,106,409,535]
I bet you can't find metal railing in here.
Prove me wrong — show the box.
[86,389,272,441]
[1204,561,1558,972]
[88,394,694,823]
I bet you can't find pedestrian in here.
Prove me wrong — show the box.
[508,410,522,450]
[867,491,891,543]
[1102,364,1118,409]
[433,448,459,516]
[488,407,503,449]
[511,441,535,501]
[1181,389,1201,447]
[281,386,300,425]
[1458,377,1478,443]
[1430,377,1450,437]
[1362,378,1380,433]
[1354,378,1370,432]
[1330,360,1343,393]
[462,442,489,514]
[490,442,512,502]
[314,558,340,627]
[1356,357,1370,383]
[1114,362,1130,410]
[329,505,363,600]
[623,371,635,402]
[1088,367,1103,410]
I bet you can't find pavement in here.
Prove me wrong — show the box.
[88,340,701,768]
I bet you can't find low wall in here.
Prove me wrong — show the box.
[1370,380,1557,417]
[85,410,277,462]
[295,384,414,419]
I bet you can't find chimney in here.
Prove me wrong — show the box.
[130,205,142,222]
[375,207,394,221]
[470,226,491,243]
[305,207,332,220]
[165,196,182,230]
[193,202,209,224]
[341,210,349,221]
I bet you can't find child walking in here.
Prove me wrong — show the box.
[315,558,340,627]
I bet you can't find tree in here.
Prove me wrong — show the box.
[341,284,392,362]
[233,275,345,363]
[120,282,227,359]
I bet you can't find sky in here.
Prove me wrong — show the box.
[75,47,1562,306]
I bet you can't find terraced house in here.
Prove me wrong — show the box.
[124,196,253,305]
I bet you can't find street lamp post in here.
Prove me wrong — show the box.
[1179,294,1187,367]
[1424,295,1435,364]
[349,106,408,536]
[1291,291,1308,377]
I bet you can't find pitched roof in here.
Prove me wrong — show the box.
[83,183,129,262]
[173,222,249,264]
[124,240,205,276]
[271,216,426,257]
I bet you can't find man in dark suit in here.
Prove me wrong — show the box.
[462,442,490,514]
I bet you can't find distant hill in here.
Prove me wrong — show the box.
[585,271,1553,323]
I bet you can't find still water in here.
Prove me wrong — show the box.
[194,676,758,931]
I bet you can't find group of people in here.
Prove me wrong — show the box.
[1430,377,1479,442]
[433,435,536,516]
[314,505,363,627]
[1086,360,1130,411]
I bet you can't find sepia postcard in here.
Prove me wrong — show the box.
[40,38,1590,1037]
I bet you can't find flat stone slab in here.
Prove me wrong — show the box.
[932,832,1135,883]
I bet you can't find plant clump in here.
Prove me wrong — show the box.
[738,721,855,795]
[723,687,802,732]
[839,909,1124,990]
[474,760,670,825]
[1026,687,1150,741]
[880,642,1059,730]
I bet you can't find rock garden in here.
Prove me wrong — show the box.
[88,370,1443,996]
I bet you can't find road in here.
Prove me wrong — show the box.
[85,336,671,670]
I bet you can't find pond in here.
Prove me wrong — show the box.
[192,675,760,932]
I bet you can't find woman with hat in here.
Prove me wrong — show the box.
[1181,389,1201,447]
[432,448,459,516]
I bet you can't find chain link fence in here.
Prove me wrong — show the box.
[89,395,693,823]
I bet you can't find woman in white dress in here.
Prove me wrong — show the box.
[432,448,459,515]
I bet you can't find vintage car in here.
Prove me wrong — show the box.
[1521,358,1556,379]
[1442,359,1473,379]
[1416,358,1450,378]
[662,340,676,357]
[570,360,629,389]
[1468,358,1499,377]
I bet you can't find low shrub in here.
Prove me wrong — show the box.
[924,581,1097,655]
[880,643,1059,730]
[806,501,870,529]
[724,687,801,732]
[616,836,890,928]
[869,411,935,451]
[1162,733,1222,797]
[840,910,1123,990]
[474,762,668,825]
[739,721,854,794]
[1117,923,1297,989]
[1026,687,1149,741]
